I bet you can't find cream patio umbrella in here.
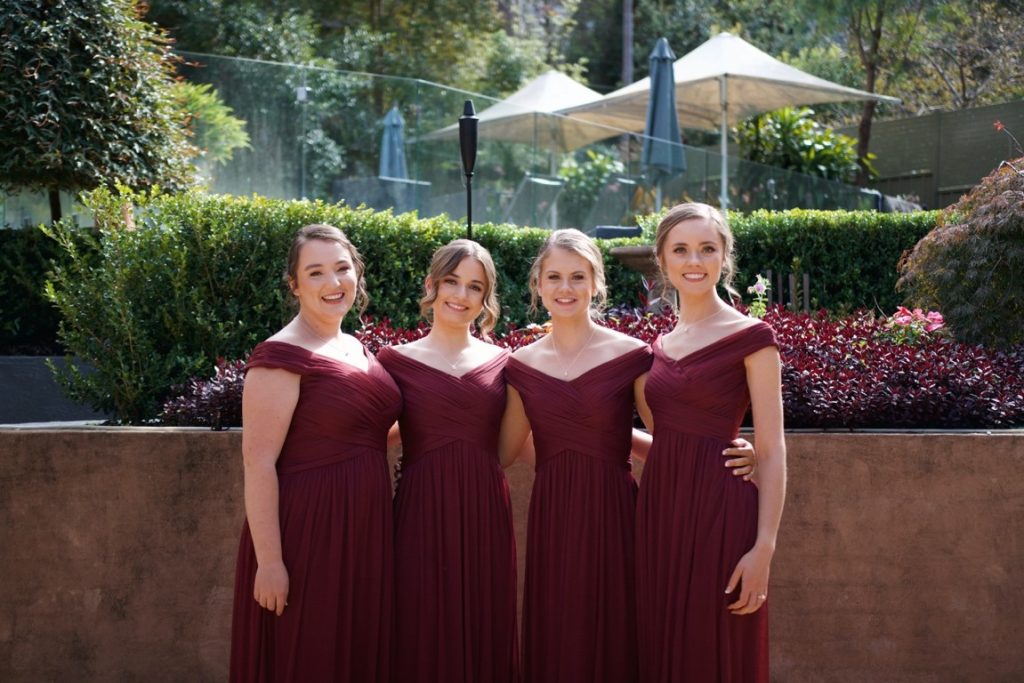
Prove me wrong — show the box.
[423,70,623,153]
[559,32,900,208]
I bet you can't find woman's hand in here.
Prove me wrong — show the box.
[253,560,290,616]
[723,437,756,481]
[724,544,773,615]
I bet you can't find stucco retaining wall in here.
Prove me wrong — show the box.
[1,429,1021,681]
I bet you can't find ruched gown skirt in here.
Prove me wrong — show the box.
[230,341,402,683]
[637,323,777,683]
[507,346,652,683]
[378,347,519,683]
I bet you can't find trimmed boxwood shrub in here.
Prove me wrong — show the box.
[164,307,1024,430]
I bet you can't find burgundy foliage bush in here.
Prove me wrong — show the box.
[162,308,1024,429]
[160,358,245,430]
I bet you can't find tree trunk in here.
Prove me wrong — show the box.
[48,187,62,224]
[854,2,885,187]
[622,0,634,85]
[855,99,878,186]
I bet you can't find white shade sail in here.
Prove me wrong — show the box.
[562,32,898,132]
[423,70,623,151]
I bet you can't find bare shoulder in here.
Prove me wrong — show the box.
[511,336,547,364]
[470,337,508,361]
[386,338,423,358]
[594,326,648,354]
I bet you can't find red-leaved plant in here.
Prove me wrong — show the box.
[163,308,1024,429]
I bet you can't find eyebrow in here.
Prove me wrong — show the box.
[445,274,486,286]
[671,240,718,246]
[303,259,350,271]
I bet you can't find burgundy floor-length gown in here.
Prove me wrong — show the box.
[637,323,777,683]
[377,347,519,683]
[230,341,402,683]
[506,346,652,683]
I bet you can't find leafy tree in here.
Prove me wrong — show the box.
[0,0,196,222]
[803,1,933,185]
[145,0,318,62]
[908,0,1024,110]
[173,82,250,165]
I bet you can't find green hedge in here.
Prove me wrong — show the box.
[638,209,939,312]
[41,189,938,422]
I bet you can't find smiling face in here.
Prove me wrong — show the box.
[537,247,597,319]
[289,238,359,323]
[428,256,487,328]
[658,217,725,296]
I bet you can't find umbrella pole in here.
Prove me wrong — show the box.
[719,75,729,212]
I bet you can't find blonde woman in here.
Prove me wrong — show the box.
[635,203,786,682]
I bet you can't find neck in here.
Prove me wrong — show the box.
[676,292,725,326]
[425,320,474,349]
[298,311,342,339]
[547,313,597,346]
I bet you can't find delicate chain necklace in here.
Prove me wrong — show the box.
[434,343,467,372]
[677,306,728,335]
[552,325,597,378]
[298,315,350,357]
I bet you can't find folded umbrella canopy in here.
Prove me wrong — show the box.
[641,38,686,209]
[379,105,408,179]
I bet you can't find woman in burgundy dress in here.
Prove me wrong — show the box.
[230,224,402,682]
[377,240,519,683]
[635,203,787,682]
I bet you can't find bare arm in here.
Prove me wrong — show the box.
[386,421,402,449]
[241,367,300,616]
[726,346,787,615]
[498,385,532,469]
[633,372,654,432]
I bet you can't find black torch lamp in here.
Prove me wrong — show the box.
[458,100,478,240]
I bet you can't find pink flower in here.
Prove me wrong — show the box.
[994,120,1005,132]
[925,311,944,332]
[892,306,914,326]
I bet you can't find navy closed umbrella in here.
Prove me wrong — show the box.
[641,38,686,208]
[379,105,408,179]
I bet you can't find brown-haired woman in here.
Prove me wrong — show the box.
[377,239,519,682]
[229,224,402,681]
[635,203,786,682]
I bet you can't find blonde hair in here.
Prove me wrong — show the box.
[654,202,739,302]
[284,223,369,316]
[528,229,608,318]
[420,239,501,338]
